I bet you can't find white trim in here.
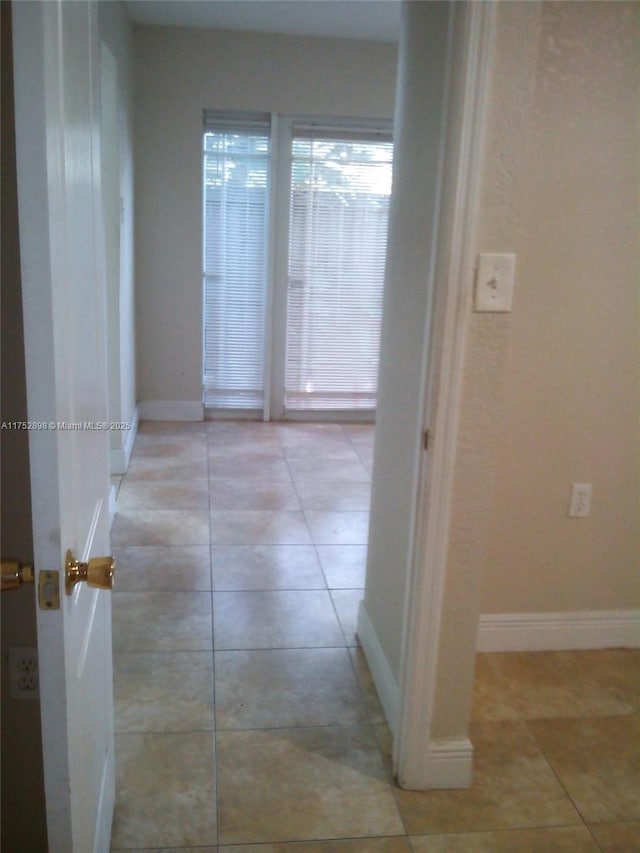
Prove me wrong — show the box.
[477,610,640,652]
[283,409,375,425]
[138,400,204,422]
[268,115,293,420]
[356,601,400,734]
[394,0,496,791]
[108,484,117,528]
[421,738,474,790]
[109,405,138,475]
[92,746,115,853]
[262,112,278,423]
[110,449,126,474]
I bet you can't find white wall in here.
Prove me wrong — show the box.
[99,1,137,470]
[362,0,451,687]
[133,25,397,410]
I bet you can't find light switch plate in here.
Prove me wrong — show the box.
[475,252,516,312]
[569,483,592,518]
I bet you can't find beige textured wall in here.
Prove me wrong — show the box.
[133,26,397,404]
[430,0,639,742]
[478,0,640,616]
[431,0,544,738]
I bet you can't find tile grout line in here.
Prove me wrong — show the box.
[216,421,392,848]
[286,424,382,783]
[206,422,221,850]
[278,425,349,655]
[524,720,608,852]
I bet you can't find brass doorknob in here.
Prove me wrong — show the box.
[65,550,115,595]
[1,558,35,591]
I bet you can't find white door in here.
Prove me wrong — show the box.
[12,2,115,850]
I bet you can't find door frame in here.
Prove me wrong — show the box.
[394,0,496,788]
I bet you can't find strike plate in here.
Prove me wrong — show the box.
[38,570,60,610]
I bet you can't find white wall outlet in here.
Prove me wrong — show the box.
[475,252,516,312]
[568,483,593,518]
[8,646,40,700]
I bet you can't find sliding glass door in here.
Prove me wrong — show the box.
[202,112,393,419]
[285,124,393,412]
[202,113,270,410]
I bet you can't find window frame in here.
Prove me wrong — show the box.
[202,110,272,416]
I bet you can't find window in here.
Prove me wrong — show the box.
[202,112,393,417]
[202,112,270,409]
[286,123,393,411]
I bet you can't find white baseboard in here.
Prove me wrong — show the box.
[110,406,139,475]
[477,610,640,652]
[407,738,473,790]
[138,400,204,422]
[356,601,400,734]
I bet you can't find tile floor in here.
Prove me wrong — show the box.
[109,421,640,852]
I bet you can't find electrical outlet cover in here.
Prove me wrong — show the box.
[8,646,40,700]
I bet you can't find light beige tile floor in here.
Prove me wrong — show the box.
[110,421,640,852]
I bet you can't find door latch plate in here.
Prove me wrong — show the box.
[39,570,60,610]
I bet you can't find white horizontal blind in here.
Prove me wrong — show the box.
[203,112,270,409]
[285,124,393,411]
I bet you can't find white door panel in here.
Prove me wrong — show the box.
[13,1,115,850]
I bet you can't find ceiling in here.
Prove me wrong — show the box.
[124,0,402,43]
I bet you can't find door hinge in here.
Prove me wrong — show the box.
[423,429,431,450]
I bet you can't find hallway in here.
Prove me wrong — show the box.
[109,421,639,851]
